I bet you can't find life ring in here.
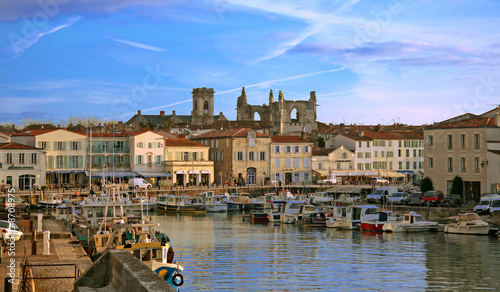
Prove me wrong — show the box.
[171,273,184,286]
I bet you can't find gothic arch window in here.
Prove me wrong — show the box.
[290,108,299,122]
[194,100,198,111]
[203,101,209,115]
[254,111,261,121]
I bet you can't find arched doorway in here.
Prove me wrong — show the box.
[19,174,35,191]
[247,168,256,185]
[285,172,292,185]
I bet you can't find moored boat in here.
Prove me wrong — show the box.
[383,211,440,233]
[361,210,400,232]
[326,205,379,230]
[157,194,207,213]
[444,212,490,235]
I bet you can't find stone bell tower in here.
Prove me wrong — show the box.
[191,87,215,126]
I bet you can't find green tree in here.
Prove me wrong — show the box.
[420,177,434,193]
[450,175,464,196]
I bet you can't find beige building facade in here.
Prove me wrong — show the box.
[424,113,500,201]
[191,128,271,185]
[164,138,213,186]
[0,142,46,191]
[270,136,313,185]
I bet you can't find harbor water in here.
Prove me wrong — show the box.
[152,212,500,291]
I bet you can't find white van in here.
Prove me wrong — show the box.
[488,194,500,214]
[473,194,496,214]
[367,187,399,203]
[128,178,152,190]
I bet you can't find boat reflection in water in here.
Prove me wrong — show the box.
[149,212,500,291]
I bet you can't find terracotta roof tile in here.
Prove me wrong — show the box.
[428,117,497,129]
[191,128,269,139]
[340,130,423,140]
[0,142,41,150]
[270,135,310,143]
[11,129,61,136]
[165,138,208,147]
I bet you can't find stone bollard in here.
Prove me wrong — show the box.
[5,277,13,292]
[43,231,50,255]
[37,213,43,232]
[29,220,33,232]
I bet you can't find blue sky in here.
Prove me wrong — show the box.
[1,0,500,126]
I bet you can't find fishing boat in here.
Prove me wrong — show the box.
[361,210,400,232]
[39,193,64,208]
[157,194,207,213]
[296,204,326,227]
[444,212,490,235]
[191,191,227,212]
[383,211,440,233]
[326,205,379,230]
[279,200,305,224]
[88,222,185,291]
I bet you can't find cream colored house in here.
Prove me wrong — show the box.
[164,138,213,186]
[312,145,355,177]
[191,128,271,185]
[424,112,500,201]
[0,142,46,191]
[326,129,423,181]
[11,129,87,188]
[270,136,313,185]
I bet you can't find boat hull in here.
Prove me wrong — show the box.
[444,224,490,235]
[251,213,269,223]
[206,204,227,212]
[157,203,207,213]
[361,222,385,232]
[383,223,440,233]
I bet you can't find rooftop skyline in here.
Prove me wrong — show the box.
[1,1,500,126]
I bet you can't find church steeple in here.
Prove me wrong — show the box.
[269,89,274,104]
[237,87,247,107]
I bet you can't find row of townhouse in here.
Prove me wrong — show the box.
[322,129,424,181]
[190,129,313,185]
[0,126,315,190]
[0,128,214,191]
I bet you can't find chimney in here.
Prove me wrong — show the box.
[496,110,500,127]
[358,131,364,137]
[137,110,141,115]
[172,110,176,115]
[160,111,165,116]
[301,131,307,141]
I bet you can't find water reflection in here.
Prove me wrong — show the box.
[151,213,500,291]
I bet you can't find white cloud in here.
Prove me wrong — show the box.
[104,37,166,52]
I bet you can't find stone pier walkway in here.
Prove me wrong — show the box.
[0,215,93,292]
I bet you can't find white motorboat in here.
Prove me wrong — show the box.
[191,191,228,212]
[444,212,490,235]
[326,205,379,229]
[39,193,64,208]
[383,211,440,233]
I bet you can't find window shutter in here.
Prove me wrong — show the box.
[136,156,139,165]
[78,141,82,151]
[69,156,73,168]
[63,142,67,151]
[79,155,84,168]
[48,156,53,169]
[53,142,57,150]
[242,152,246,161]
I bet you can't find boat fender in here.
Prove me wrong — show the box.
[172,273,184,286]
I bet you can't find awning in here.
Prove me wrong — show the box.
[386,171,406,178]
[136,171,172,178]
[188,170,200,174]
[397,170,415,175]
[201,170,212,174]
[47,170,85,174]
[348,172,363,176]
[313,169,330,176]
[364,172,378,176]
[85,171,137,177]
[175,170,187,174]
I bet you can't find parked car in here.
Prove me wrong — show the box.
[404,192,423,206]
[421,190,444,206]
[441,194,462,207]
[388,192,409,205]
[489,195,500,214]
[0,220,23,241]
[371,177,389,184]
[367,187,399,203]
[0,195,30,213]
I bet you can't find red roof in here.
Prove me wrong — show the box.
[191,128,269,139]
[0,142,40,150]
[428,117,497,129]
[89,131,150,137]
[340,129,423,140]
[165,138,208,147]
[271,135,310,143]
[11,129,61,136]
